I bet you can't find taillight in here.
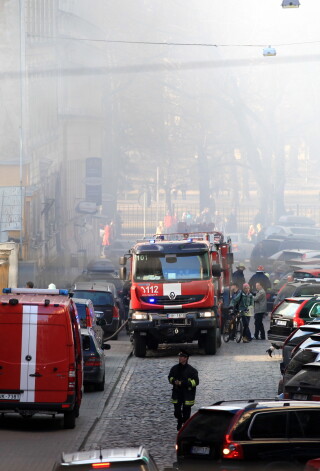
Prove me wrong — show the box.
[92,464,110,469]
[283,392,290,399]
[304,458,320,471]
[68,364,76,391]
[293,316,305,328]
[85,356,101,367]
[112,306,119,319]
[311,395,320,401]
[222,434,244,459]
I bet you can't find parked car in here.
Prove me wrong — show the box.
[268,296,320,344]
[279,345,320,394]
[250,238,320,272]
[52,446,160,470]
[281,320,320,371]
[81,328,110,391]
[176,399,320,470]
[74,297,104,346]
[273,281,320,310]
[284,362,320,402]
[73,282,121,339]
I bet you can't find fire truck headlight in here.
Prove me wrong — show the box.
[132,312,149,320]
[199,311,213,318]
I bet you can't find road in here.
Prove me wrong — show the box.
[0,320,281,471]
[83,318,281,470]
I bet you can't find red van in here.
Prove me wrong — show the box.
[0,288,83,429]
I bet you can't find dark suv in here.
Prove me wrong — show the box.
[176,399,320,470]
[273,282,320,310]
[268,296,320,344]
[73,282,121,339]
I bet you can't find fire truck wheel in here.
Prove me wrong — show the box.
[63,410,76,429]
[204,330,217,355]
[133,333,146,357]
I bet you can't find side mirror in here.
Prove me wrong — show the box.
[119,256,127,266]
[103,343,111,350]
[120,266,127,281]
[212,264,222,278]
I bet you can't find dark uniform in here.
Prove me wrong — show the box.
[168,350,199,430]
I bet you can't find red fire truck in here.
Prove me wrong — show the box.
[120,232,233,357]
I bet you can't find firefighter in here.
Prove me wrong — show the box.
[168,350,199,430]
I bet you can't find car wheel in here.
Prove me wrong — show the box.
[63,410,76,429]
[133,333,146,357]
[204,330,217,355]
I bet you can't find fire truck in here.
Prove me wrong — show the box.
[119,232,234,357]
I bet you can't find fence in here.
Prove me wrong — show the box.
[117,196,320,239]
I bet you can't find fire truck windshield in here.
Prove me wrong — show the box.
[133,252,210,281]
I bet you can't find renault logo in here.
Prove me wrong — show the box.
[169,291,176,300]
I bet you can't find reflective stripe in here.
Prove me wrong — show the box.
[171,399,178,404]
[188,378,196,388]
[184,400,195,406]
[169,377,175,384]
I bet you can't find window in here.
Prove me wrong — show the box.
[74,291,114,306]
[249,412,287,439]
[309,303,320,318]
[178,410,234,442]
[289,410,320,439]
[286,350,318,376]
[273,300,303,319]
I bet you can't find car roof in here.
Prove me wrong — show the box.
[86,259,115,272]
[200,399,320,412]
[60,447,149,465]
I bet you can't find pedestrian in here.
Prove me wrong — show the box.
[239,283,254,342]
[253,282,267,340]
[248,266,271,293]
[168,349,199,431]
[25,281,34,288]
[247,224,256,242]
[232,264,246,289]
[229,282,243,310]
[156,220,164,235]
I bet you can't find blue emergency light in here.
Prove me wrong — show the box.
[149,298,155,303]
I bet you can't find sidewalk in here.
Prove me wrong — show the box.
[79,333,133,450]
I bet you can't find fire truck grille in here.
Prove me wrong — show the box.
[140,295,204,305]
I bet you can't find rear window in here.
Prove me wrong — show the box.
[74,290,114,306]
[179,410,234,442]
[273,300,303,318]
[294,272,318,279]
[286,350,319,375]
[298,286,320,296]
[289,328,320,346]
[289,410,320,439]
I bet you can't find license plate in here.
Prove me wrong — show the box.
[191,446,210,455]
[167,313,185,319]
[0,393,20,400]
[276,320,287,326]
[293,393,308,400]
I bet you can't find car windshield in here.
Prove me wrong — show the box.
[74,290,114,306]
[273,300,304,318]
[178,409,234,442]
[133,253,210,281]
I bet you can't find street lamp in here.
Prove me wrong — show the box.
[263,46,276,56]
[282,0,300,7]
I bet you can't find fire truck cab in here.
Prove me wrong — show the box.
[120,232,233,357]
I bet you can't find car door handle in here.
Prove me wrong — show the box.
[29,372,42,377]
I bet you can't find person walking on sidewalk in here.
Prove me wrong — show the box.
[240,283,254,342]
[253,282,267,340]
[168,350,199,431]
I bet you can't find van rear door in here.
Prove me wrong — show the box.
[34,309,70,403]
[0,305,23,400]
